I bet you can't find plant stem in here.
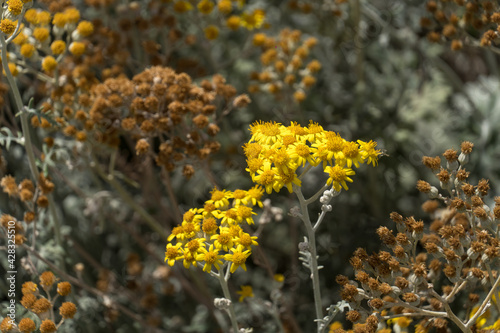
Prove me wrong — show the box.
[217,267,239,333]
[1,35,63,249]
[294,185,323,332]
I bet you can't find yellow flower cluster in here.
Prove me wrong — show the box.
[11,7,93,74]
[249,29,321,103]
[172,0,266,39]
[244,121,381,194]
[165,186,263,274]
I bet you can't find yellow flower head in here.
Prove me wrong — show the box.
[357,139,381,166]
[224,244,251,273]
[197,0,214,14]
[208,188,233,209]
[218,0,232,14]
[52,13,67,28]
[240,9,265,30]
[37,11,52,25]
[7,0,24,16]
[76,21,94,37]
[204,25,219,40]
[20,43,35,58]
[226,16,240,30]
[0,19,17,36]
[324,165,355,192]
[69,42,86,56]
[33,27,50,42]
[50,40,66,55]
[24,8,38,24]
[64,8,80,24]
[41,56,57,72]
[237,285,254,302]
[174,0,193,13]
[196,244,223,272]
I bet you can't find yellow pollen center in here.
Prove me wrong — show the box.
[202,218,217,233]
[211,191,225,201]
[329,166,346,181]
[232,252,247,265]
[166,248,178,259]
[187,240,200,252]
[204,252,217,263]
[343,142,359,158]
[218,233,231,244]
[237,206,252,218]
[260,170,275,185]
[239,234,252,246]
[296,144,310,157]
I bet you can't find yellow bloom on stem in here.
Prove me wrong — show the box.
[0,19,17,36]
[216,207,239,225]
[174,0,193,13]
[76,21,94,37]
[250,120,283,145]
[204,25,219,40]
[246,185,264,207]
[24,9,37,24]
[64,8,80,24]
[243,142,263,159]
[232,189,248,206]
[196,244,223,272]
[211,227,234,251]
[338,141,363,168]
[41,56,57,72]
[52,12,67,28]
[69,42,86,56]
[164,243,182,266]
[226,16,240,30]
[253,162,278,194]
[235,205,256,225]
[287,142,313,167]
[237,285,254,302]
[184,238,206,255]
[306,120,326,142]
[235,231,258,249]
[197,0,214,14]
[276,169,301,193]
[8,0,24,16]
[357,139,381,166]
[37,11,51,25]
[225,244,251,273]
[180,249,198,268]
[20,43,35,58]
[218,0,232,14]
[240,9,265,30]
[201,217,218,235]
[207,188,233,209]
[50,40,66,55]
[324,165,355,191]
[33,27,50,42]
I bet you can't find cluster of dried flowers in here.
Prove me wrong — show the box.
[0,272,75,333]
[248,28,321,103]
[335,142,500,333]
[422,0,500,50]
[1,174,55,244]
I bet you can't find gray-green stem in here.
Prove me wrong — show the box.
[294,184,323,332]
[1,35,62,248]
[217,266,239,333]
